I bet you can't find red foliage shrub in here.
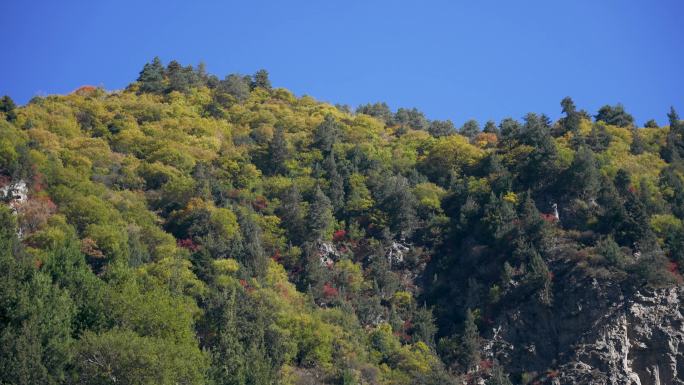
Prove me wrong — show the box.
[72,85,97,95]
[177,238,200,252]
[333,229,346,242]
[322,283,338,298]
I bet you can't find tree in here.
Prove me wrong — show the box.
[356,102,392,124]
[459,119,480,139]
[559,96,580,135]
[0,95,17,121]
[630,128,645,155]
[483,120,499,136]
[644,119,659,128]
[313,114,340,153]
[0,207,75,385]
[235,209,268,277]
[137,57,165,94]
[166,60,194,93]
[595,103,634,127]
[428,120,455,137]
[74,329,209,385]
[665,107,684,163]
[460,309,480,372]
[393,107,428,131]
[218,74,251,102]
[527,246,552,305]
[564,146,600,199]
[267,126,288,175]
[277,185,306,244]
[324,152,345,213]
[252,69,271,90]
[308,185,334,241]
[376,175,418,238]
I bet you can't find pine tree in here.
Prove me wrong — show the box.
[630,128,645,155]
[483,120,499,136]
[308,185,334,241]
[252,69,271,90]
[267,126,289,175]
[137,57,165,94]
[559,96,580,136]
[428,119,455,137]
[236,209,267,277]
[313,114,340,154]
[460,119,480,139]
[0,95,17,121]
[460,309,480,372]
[324,152,345,213]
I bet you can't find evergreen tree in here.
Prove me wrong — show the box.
[428,119,455,137]
[565,146,600,199]
[644,119,659,128]
[483,120,499,136]
[267,126,289,175]
[137,57,165,94]
[559,96,580,136]
[595,103,634,127]
[527,245,552,305]
[0,95,17,121]
[277,185,306,244]
[252,69,271,90]
[377,175,418,238]
[313,114,340,153]
[236,209,268,277]
[460,309,480,372]
[308,185,334,241]
[324,152,345,213]
[356,102,392,124]
[219,74,251,102]
[460,119,480,139]
[630,128,645,155]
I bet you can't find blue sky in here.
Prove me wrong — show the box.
[1,0,682,125]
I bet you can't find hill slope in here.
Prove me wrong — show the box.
[1,59,683,385]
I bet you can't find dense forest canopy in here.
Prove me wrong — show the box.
[1,58,683,385]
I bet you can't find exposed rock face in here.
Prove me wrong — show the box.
[484,261,684,385]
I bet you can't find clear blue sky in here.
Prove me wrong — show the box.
[1,0,682,125]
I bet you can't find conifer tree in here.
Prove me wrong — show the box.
[267,126,289,175]
[137,57,165,94]
[308,185,334,241]
[460,309,480,372]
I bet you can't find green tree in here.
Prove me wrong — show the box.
[252,69,271,90]
[218,74,251,102]
[0,95,17,121]
[483,120,499,136]
[0,207,75,385]
[313,114,340,153]
[267,126,289,175]
[559,96,581,135]
[644,119,659,128]
[308,185,334,241]
[459,119,480,139]
[356,102,392,124]
[428,119,455,137]
[137,57,165,94]
[74,329,208,385]
[595,103,634,127]
[460,309,480,372]
[630,128,645,155]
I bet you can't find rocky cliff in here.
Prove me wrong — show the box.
[485,259,684,385]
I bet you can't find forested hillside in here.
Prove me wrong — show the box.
[1,58,683,385]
